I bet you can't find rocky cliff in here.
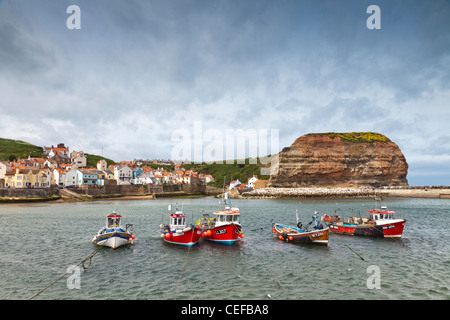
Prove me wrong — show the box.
[268,132,408,187]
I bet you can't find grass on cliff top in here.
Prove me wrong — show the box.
[0,138,45,161]
[318,132,390,143]
[183,157,271,189]
[85,154,116,168]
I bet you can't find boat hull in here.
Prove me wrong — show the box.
[329,220,405,238]
[202,224,243,245]
[273,223,329,246]
[92,231,133,249]
[162,228,202,247]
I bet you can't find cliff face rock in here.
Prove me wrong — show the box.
[268,132,408,187]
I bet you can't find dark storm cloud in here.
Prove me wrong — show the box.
[0,0,449,184]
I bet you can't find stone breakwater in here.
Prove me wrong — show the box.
[241,187,376,199]
[239,186,450,199]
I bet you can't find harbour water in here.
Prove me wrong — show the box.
[0,197,449,300]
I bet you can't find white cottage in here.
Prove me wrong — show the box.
[114,165,132,185]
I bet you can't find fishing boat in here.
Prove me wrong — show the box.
[273,211,329,246]
[326,198,406,238]
[92,212,135,249]
[199,193,244,245]
[160,205,202,247]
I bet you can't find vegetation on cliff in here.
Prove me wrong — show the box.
[85,154,116,168]
[313,132,390,143]
[184,158,270,188]
[0,138,45,161]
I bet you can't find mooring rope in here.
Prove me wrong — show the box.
[28,234,113,300]
[234,223,286,295]
[175,225,197,293]
[328,229,367,262]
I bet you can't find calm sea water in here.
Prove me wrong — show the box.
[0,197,449,300]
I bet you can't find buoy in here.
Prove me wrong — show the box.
[165,233,172,239]
[279,235,283,240]
[201,232,205,238]
[273,228,277,233]
[238,234,245,239]
[289,236,293,241]
[206,230,212,237]
[131,235,136,239]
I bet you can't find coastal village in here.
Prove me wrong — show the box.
[0,142,268,193]
[1,134,448,200]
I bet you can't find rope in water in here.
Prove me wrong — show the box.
[175,225,197,293]
[235,223,286,294]
[28,234,113,300]
[328,229,367,262]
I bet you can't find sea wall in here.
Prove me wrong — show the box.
[377,186,450,198]
[0,187,60,202]
[0,187,59,198]
[74,181,206,197]
[75,184,163,195]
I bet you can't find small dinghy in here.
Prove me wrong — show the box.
[92,212,135,249]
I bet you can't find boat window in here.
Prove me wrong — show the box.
[108,217,119,226]
[227,215,233,222]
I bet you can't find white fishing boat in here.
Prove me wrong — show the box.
[92,212,135,249]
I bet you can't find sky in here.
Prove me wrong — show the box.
[0,0,449,185]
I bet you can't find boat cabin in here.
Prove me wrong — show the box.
[214,206,240,225]
[170,212,187,228]
[367,207,396,221]
[107,213,122,228]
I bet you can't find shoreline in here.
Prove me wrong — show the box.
[239,186,450,200]
[1,186,450,204]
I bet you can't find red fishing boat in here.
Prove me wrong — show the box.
[160,205,202,247]
[327,198,406,238]
[200,193,244,245]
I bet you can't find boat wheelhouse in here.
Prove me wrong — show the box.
[92,212,135,249]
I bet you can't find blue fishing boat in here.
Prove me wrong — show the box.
[273,211,329,246]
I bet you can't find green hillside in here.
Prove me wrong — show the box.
[0,138,45,161]
[184,157,272,188]
[85,154,116,168]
